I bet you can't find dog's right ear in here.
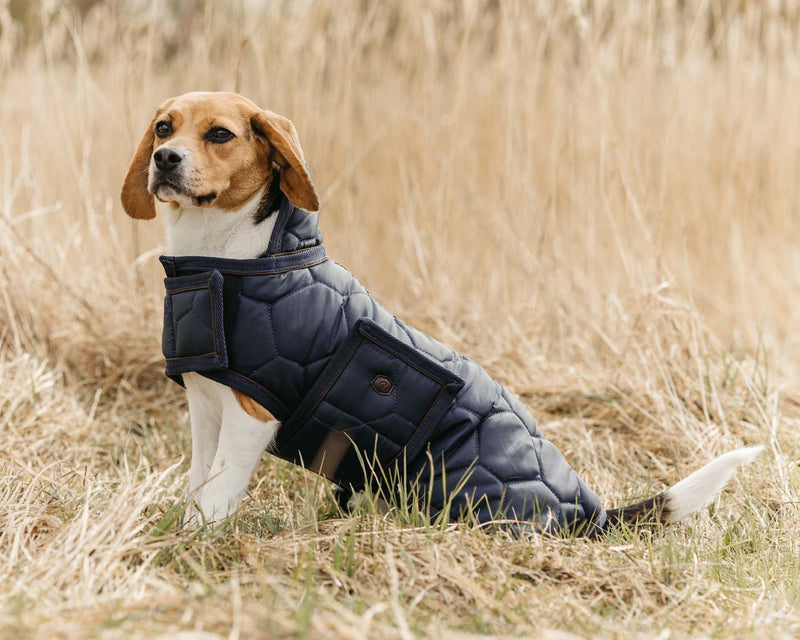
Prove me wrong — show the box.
[121,117,157,220]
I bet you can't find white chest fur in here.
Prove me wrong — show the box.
[160,186,276,260]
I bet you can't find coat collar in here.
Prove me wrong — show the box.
[262,193,323,257]
[160,194,326,277]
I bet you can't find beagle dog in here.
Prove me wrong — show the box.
[122,92,303,524]
[121,91,762,531]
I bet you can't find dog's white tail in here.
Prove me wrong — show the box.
[604,445,764,528]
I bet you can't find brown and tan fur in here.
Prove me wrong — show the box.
[233,389,275,422]
[121,92,318,221]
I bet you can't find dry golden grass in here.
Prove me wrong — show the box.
[1,0,799,637]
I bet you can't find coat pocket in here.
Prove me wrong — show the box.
[162,270,228,379]
[274,318,464,489]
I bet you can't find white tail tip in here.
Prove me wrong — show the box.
[664,445,765,523]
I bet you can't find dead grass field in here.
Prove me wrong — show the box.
[1,0,799,637]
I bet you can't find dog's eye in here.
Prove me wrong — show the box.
[207,127,235,143]
[155,121,172,138]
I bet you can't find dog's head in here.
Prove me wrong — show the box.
[121,91,319,220]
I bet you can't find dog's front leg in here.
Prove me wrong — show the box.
[184,373,223,525]
[196,389,279,524]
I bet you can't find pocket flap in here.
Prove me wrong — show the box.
[162,270,228,378]
[275,318,464,489]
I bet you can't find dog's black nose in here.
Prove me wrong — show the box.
[153,148,183,172]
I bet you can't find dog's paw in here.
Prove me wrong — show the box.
[347,490,391,515]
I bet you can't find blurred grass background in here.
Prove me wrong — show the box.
[0,1,798,638]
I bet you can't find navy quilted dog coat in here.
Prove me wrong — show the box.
[160,196,607,536]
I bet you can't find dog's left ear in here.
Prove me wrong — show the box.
[251,110,320,213]
[121,117,157,220]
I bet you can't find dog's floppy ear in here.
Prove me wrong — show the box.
[251,110,320,213]
[121,117,157,220]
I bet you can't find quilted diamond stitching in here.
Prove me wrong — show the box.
[529,440,563,522]
[187,304,212,335]
[247,355,303,380]
[165,213,602,534]
[172,294,197,325]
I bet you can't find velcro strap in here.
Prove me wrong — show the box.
[162,270,228,379]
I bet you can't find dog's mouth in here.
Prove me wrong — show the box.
[194,192,218,206]
[152,180,218,207]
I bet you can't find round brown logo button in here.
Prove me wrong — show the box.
[372,375,394,395]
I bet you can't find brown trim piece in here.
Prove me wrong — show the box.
[166,285,209,296]
[214,257,329,277]
[271,245,323,257]
[165,352,216,361]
